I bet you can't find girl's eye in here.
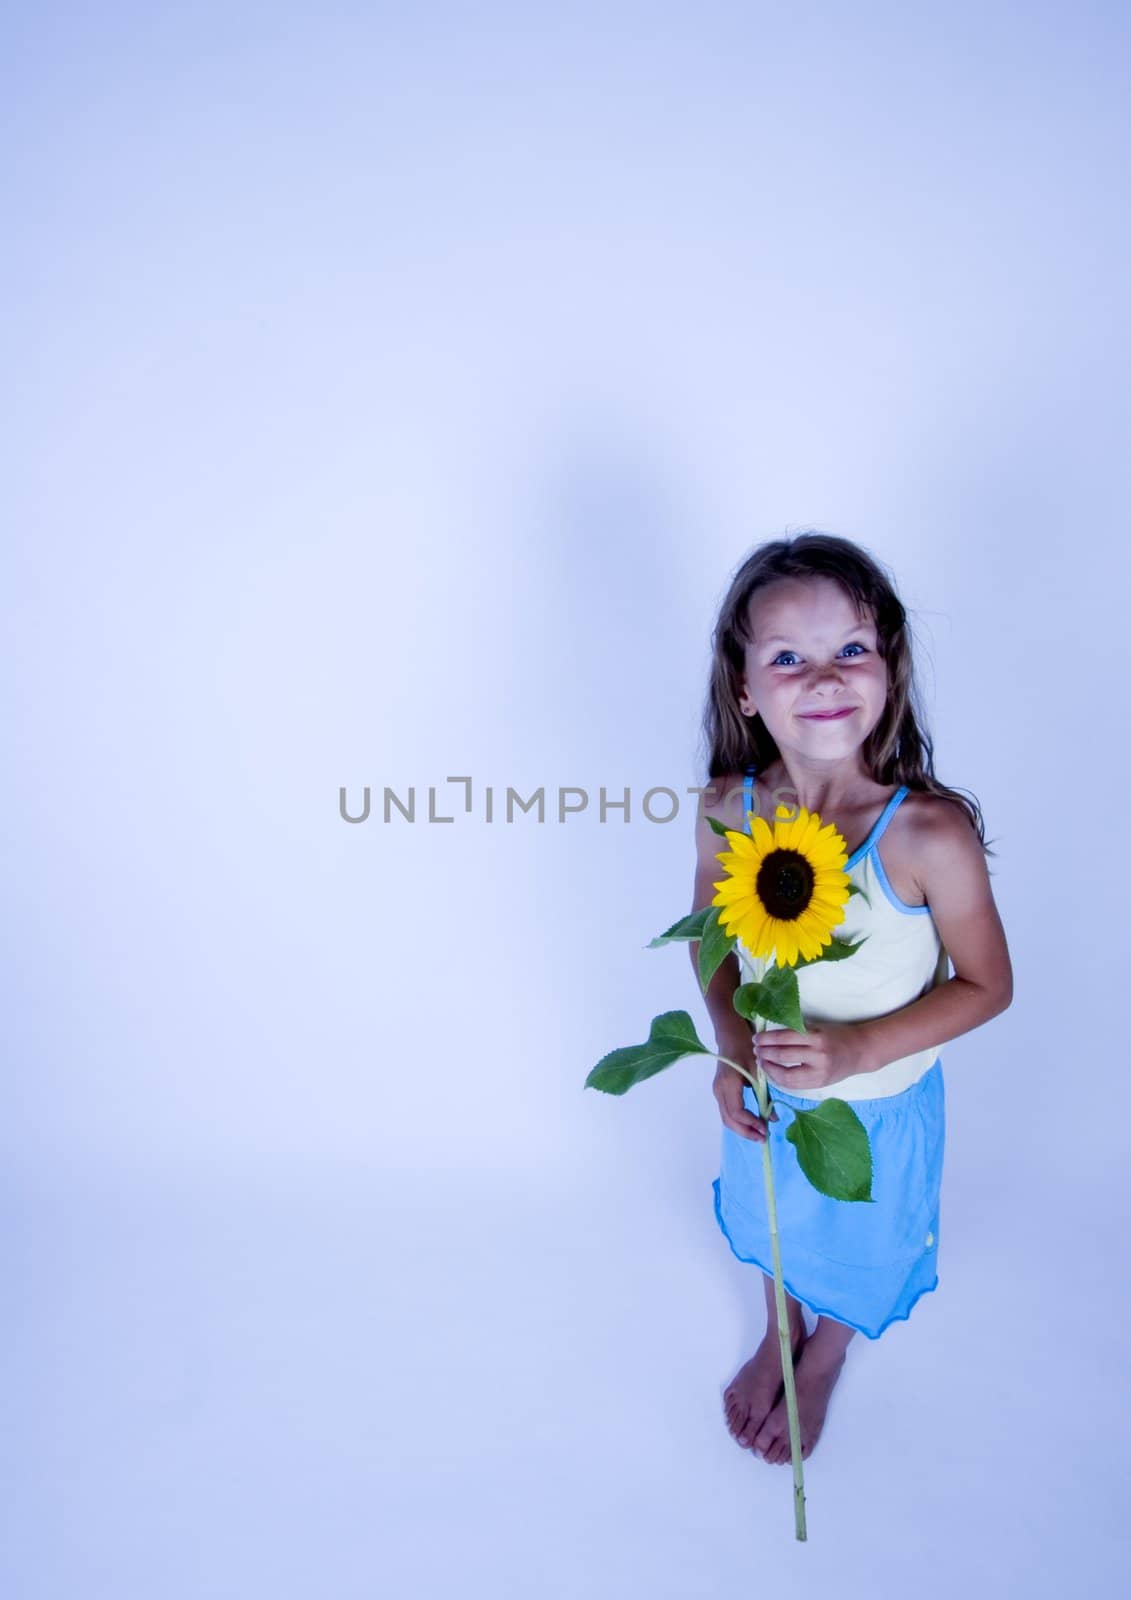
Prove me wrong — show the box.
[771,643,868,667]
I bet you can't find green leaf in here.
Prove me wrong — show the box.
[792,934,869,970]
[785,1100,875,1202]
[645,904,738,996]
[758,963,806,1030]
[696,907,737,994]
[585,1010,714,1095]
[819,934,868,960]
[846,880,871,909]
[732,963,806,1032]
[705,812,736,838]
[647,906,713,948]
[732,981,761,1023]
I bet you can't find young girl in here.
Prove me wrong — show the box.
[690,532,1012,1467]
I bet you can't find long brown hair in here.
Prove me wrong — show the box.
[699,530,995,857]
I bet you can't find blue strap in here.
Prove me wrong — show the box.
[847,783,910,865]
[869,784,909,846]
[742,770,909,857]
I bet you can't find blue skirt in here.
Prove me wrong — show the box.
[712,1058,945,1339]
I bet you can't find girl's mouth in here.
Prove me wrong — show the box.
[799,707,855,720]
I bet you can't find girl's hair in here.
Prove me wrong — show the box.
[700,530,995,858]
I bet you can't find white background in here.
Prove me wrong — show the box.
[5,1,1126,1593]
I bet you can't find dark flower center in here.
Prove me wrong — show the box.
[756,848,815,921]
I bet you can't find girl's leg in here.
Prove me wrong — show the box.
[752,1312,855,1465]
[805,1313,856,1367]
[722,1272,806,1449]
[762,1265,806,1343]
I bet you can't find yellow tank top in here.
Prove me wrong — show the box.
[734,769,949,1101]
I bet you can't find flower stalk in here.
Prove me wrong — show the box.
[749,1054,807,1540]
[718,1046,807,1540]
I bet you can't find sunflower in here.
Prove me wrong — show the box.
[711,803,852,967]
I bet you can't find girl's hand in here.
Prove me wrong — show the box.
[753,1022,877,1091]
[713,1045,780,1143]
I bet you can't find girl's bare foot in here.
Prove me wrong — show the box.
[722,1323,807,1450]
[752,1340,846,1464]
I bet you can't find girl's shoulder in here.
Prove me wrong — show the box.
[692,771,756,907]
[886,787,984,903]
[698,770,753,834]
[894,786,975,843]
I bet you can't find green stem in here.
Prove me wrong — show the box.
[714,1053,759,1088]
[714,1046,808,1541]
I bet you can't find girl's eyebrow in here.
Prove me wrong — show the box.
[759,629,872,647]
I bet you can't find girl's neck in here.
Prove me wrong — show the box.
[758,756,886,822]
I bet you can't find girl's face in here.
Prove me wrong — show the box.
[739,575,889,764]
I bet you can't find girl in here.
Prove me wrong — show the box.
[689,532,1012,1466]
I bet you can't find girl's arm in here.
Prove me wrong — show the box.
[689,774,751,1052]
[858,798,1013,1072]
